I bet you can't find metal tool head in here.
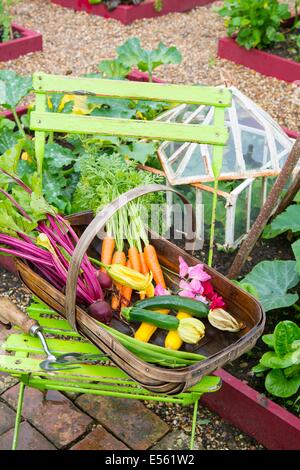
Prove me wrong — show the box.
[39,352,107,371]
[39,359,81,371]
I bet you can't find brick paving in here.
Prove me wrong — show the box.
[0,383,171,450]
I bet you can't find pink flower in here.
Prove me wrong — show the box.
[178,279,204,299]
[179,256,189,278]
[178,289,196,299]
[202,280,215,301]
[155,284,170,296]
[188,264,211,282]
[210,293,226,310]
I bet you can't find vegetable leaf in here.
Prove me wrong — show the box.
[98,59,131,79]
[242,260,299,311]
[292,239,300,275]
[274,321,300,357]
[265,369,300,398]
[263,205,300,238]
[0,70,32,109]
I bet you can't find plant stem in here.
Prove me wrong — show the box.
[207,177,219,267]
[12,107,26,138]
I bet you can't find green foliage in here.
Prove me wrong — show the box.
[0,70,32,109]
[71,152,164,215]
[154,0,163,12]
[216,0,291,50]
[253,320,300,398]
[0,0,19,42]
[241,260,299,311]
[263,205,300,239]
[90,0,144,10]
[292,239,300,275]
[98,37,182,82]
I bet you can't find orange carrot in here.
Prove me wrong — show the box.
[111,251,126,310]
[139,252,149,300]
[144,244,166,288]
[100,236,115,272]
[128,246,141,273]
[121,259,133,307]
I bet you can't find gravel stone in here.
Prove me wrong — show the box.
[3,0,299,132]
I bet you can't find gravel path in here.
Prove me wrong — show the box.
[4,0,300,132]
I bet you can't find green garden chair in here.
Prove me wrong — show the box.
[0,73,231,450]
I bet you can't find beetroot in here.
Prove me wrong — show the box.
[96,270,113,289]
[87,300,113,324]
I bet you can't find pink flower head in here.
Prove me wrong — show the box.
[155,284,170,296]
[202,280,215,301]
[178,289,196,299]
[179,256,189,278]
[188,264,211,282]
[210,293,226,310]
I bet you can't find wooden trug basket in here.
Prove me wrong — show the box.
[16,185,265,394]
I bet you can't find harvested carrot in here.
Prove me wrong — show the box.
[121,259,133,307]
[111,251,126,310]
[139,252,149,300]
[128,246,141,273]
[100,236,115,272]
[144,244,166,288]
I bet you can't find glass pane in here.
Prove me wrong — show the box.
[234,188,248,241]
[241,130,270,170]
[250,178,263,225]
[179,146,207,178]
[235,97,264,130]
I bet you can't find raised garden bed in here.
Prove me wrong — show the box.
[0,24,42,62]
[218,18,300,83]
[51,0,215,24]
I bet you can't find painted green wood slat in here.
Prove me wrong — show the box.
[4,334,100,355]
[34,93,46,193]
[27,312,77,333]
[33,72,232,107]
[0,355,131,381]
[30,112,229,145]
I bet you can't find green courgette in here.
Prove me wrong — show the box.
[121,307,179,330]
[135,295,209,317]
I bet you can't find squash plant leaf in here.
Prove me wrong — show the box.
[0,70,32,109]
[292,239,300,275]
[263,205,300,239]
[242,260,299,311]
[98,59,131,79]
[116,38,182,80]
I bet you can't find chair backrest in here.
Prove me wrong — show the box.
[30,72,231,180]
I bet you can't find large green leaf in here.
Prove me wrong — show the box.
[116,38,182,77]
[118,141,157,164]
[274,321,300,357]
[88,97,136,119]
[292,238,300,275]
[44,143,76,169]
[265,369,300,397]
[263,205,300,239]
[260,351,297,369]
[0,70,32,109]
[98,59,130,79]
[242,260,299,311]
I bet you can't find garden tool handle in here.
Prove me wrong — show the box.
[0,297,38,335]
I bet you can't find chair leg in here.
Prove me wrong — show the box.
[12,381,26,450]
[189,398,199,450]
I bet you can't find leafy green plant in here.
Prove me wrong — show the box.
[89,0,144,10]
[241,260,299,311]
[0,70,32,138]
[253,320,300,398]
[98,37,182,82]
[263,204,300,239]
[216,0,291,50]
[0,0,19,42]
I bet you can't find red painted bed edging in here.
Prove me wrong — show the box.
[218,36,300,83]
[201,369,300,450]
[51,0,215,24]
[0,24,42,62]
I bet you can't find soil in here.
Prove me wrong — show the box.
[266,22,300,63]
[0,27,22,43]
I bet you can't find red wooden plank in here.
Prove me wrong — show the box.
[51,0,216,24]
[218,36,300,84]
[0,24,42,62]
[202,369,300,450]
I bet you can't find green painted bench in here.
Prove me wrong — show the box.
[0,73,231,450]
